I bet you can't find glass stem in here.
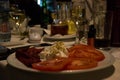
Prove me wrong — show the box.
[75,30,80,44]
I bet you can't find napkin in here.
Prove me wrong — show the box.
[0,41,25,47]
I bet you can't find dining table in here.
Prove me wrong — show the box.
[0,35,120,80]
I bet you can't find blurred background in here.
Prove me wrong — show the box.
[7,0,120,47]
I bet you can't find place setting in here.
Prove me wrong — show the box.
[5,21,115,76]
[6,41,115,80]
[1,0,120,80]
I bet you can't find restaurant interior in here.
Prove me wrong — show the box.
[0,0,120,80]
[8,0,120,46]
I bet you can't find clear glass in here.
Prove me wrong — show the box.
[93,0,110,49]
[72,0,87,44]
[66,2,76,35]
[93,0,107,39]
[9,4,27,38]
[51,1,69,35]
[28,25,43,43]
[0,0,11,42]
[0,12,11,42]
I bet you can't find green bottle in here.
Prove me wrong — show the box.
[42,0,53,27]
[42,0,47,14]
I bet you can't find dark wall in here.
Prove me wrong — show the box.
[107,0,120,47]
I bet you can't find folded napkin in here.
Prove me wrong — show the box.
[0,41,25,47]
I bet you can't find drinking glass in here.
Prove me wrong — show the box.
[0,12,11,42]
[9,8,27,38]
[93,0,111,49]
[72,0,87,44]
[0,0,11,42]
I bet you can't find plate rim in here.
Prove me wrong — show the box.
[43,34,76,40]
[7,50,115,74]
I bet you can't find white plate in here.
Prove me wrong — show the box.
[0,41,25,47]
[7,50,115,74]
[43,34,76,41]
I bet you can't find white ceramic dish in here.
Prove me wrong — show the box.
[43,34,76,41]
[7,50,115,74]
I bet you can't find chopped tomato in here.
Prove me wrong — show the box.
[66,58,98,70]
[32,57,70,71]
[68,44,105,61]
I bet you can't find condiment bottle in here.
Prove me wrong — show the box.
[87,25,96,47]
[51,0,69,35]
[66,1,76,35]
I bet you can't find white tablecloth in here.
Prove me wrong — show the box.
[1,36,120,80]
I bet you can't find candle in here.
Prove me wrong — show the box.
[28,25,43,42]
[29,31,41,41]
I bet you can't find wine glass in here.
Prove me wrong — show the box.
[72,1,87,44]
[9,4,28,39]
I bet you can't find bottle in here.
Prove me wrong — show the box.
[0,0,11,42]
[42,0,47,14]
[51,0,69,35]
[55,0,76,35]
[87,25,96,47]
[66,1,76,35]
[42,0,53,28]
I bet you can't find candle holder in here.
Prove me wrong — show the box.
[28,25,43,43]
